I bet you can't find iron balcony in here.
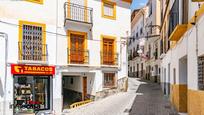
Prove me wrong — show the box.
[64,2,93,25]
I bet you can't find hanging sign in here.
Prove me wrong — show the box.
[11,64,55,75]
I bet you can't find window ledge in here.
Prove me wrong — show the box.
[169,24,188,41]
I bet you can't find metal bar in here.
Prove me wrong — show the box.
[64,2,93,24]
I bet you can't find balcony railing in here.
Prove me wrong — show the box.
[18,42,48,62]
[64,2,93,25]
[101,52,118,66]
[128,54,132,61]
[67,49,89,64]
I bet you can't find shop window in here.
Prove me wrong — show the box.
[104,73,115,88]
[14,76,50,114]
[25,0,44,4]
[198,56,204,90]
[102,0,116,20]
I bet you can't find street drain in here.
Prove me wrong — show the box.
[124,108,132,113]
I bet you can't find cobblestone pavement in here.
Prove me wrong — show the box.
[63,78,178,115]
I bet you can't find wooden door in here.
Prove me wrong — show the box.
[82,77,87,101]
[103,39,114,64]
[70,34,85,63]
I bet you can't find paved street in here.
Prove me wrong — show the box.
[63,78,178,115]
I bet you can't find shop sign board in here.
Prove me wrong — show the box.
[11,64,55,75]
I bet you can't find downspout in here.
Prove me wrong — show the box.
[0,32,8,115]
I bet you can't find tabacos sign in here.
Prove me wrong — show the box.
[11,64,55,75]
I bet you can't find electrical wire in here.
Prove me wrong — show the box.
[0,20,127,43]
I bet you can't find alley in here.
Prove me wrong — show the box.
[63,78,178,115]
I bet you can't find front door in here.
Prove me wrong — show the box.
[82,77,87,101]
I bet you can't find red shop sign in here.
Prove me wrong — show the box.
[11,64,55,75]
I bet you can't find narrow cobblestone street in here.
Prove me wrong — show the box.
[63,78,178,115]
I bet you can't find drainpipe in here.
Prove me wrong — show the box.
[0,32,8,115]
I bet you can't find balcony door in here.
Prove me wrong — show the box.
[70,34,85,64]
[103,39,114,65]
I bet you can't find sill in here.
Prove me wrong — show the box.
[102,15,116,20]
[25,0,43,4]
[67,63,90,67]
[18,60,48,65]
[103,86,116,89]
[169,24,188,41]
[101,64,118,68]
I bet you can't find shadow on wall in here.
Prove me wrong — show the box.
[0,78,4,97]
[87,73,95,99]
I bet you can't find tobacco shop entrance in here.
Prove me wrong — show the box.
[11,64,55,115]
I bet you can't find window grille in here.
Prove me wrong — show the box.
[22,24,44,61]
[104,73,115,87]
[198,56,204,90]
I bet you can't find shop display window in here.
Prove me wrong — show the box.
[14,75,50,114]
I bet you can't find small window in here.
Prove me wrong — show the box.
[102,0,116,20]
[198,56,204,90]
[104,73,115,88]
[173,68,176,84]
[70,77,74,84]
[25,0,43,4]
[149,2,152,17]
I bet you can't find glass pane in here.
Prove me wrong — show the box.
[34,77,49,110]
[14,76,50,114]
[104,3,114,16]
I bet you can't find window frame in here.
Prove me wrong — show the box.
[19,20,46,61]
[67,30,88,64]
[103,73,116,88]
[100,35,117,65]
[101,0,116,20]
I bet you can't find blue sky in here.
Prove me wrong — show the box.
[131,0,148,10]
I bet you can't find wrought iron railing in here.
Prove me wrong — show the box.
[18,42,48,61]
[67,49,89,64]
[64,2,93,24]
[101,52,118,65]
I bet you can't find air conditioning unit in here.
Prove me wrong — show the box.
[192,0,204,2]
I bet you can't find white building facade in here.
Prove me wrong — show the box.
[160,0,204,114]
[0,0,131,114]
